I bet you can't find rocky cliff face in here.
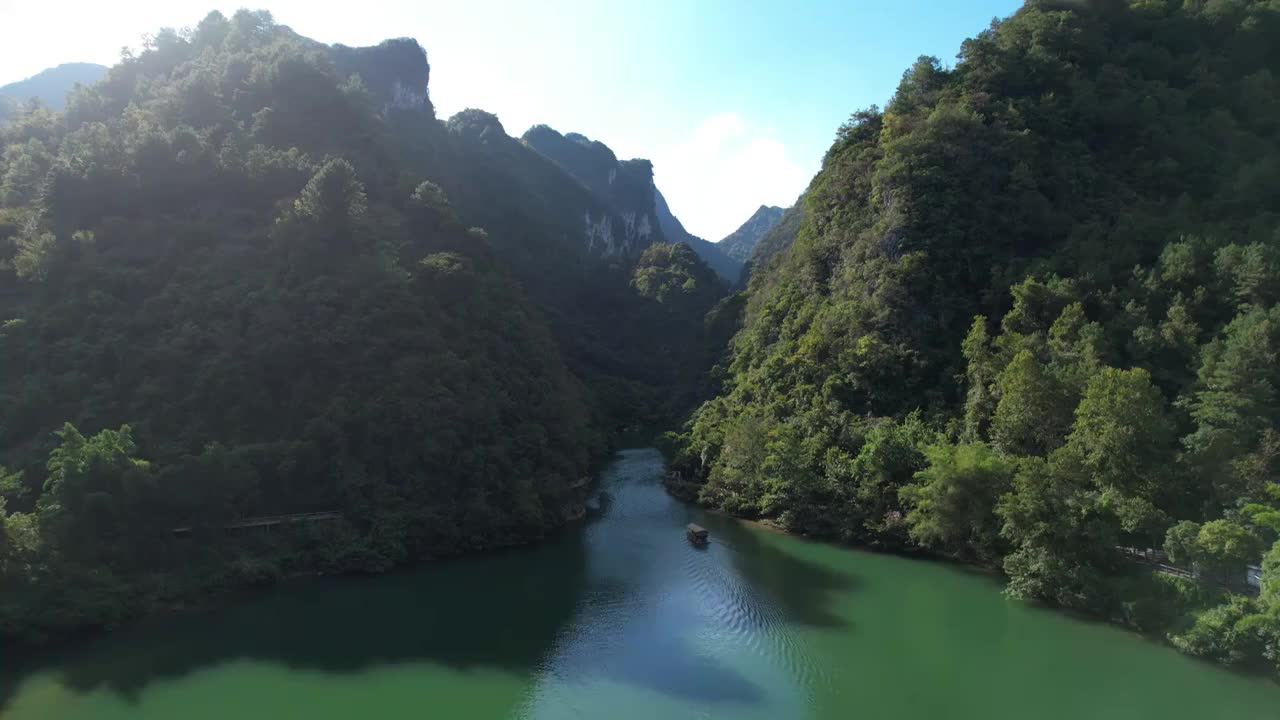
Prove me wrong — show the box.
[717,204,787,263]
[523,126,663,260]
[331,38,434,116]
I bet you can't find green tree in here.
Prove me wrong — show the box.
[961,316,996,441]
[294,158,367,229]
[990,350,1073,456]
[1068,367,1173,502]
[901,442,1015,561]
[37,424,153,565]
[1194,520,1262,582]
[1187,306,1280,464]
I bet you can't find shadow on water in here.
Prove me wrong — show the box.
[0,526,593,711]
[0,449,772,712]
[700,513,861,631]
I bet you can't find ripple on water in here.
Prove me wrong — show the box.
[679,532,826,697]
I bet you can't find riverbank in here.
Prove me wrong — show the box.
[6,447,1279,720]
[661,473,1276,681]
[1,488,601,652]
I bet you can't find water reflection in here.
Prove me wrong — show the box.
[7,449,1274,720]
[0,516,592,711]
[0,448,794,713]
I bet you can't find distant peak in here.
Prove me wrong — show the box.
[715,204,789,263]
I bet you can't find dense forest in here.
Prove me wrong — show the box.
[6,0,1280,681]
[668,0,1280,674]
[0,10,729,642]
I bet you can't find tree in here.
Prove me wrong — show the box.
[1187,306,1280,463]
[998,453,1119,611]
[1215,243,1280,308]
[294,158,367,230]
[1262,540,1280,607]
[1164,520,1202,567]
[1194,520,1262,582]
[36,423,153,564]
[901,442,1015,560]
[990,350,1073,456]
[1067,367,1173,500]
[961,316,996,441]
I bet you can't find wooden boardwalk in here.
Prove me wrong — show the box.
[172,511,342,535]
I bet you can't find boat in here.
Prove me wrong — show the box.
[686,523,709,545]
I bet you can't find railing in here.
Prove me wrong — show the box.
[1117,546,1259,594]
[172,511,342,535]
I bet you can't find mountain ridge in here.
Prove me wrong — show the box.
[0,62,108,110]
[652,187,741,282]
[522,124,741,283]
[716,204,786,264]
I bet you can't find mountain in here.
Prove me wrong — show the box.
[717,205,785,263]
[653,187,740,282]
[669,0,1280,674]
[0,10,694,642]
[740,200,805,282]
[516,125,732,422]
[522,125,740,284]
[0,62,107,110]
[521,125,659,254]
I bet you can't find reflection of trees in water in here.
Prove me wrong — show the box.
[0,528,592,711]
[0,450,783,707]
[704,514,861,630]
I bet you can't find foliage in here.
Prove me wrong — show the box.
[667,0,1280,675]
[0,9,620,641]
[900,442,1015,561]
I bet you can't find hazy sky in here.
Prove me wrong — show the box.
[0,0,1021,240]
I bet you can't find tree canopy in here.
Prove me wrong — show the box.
[668,0,1280,675]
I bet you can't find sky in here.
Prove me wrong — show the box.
[0,0,1022,240]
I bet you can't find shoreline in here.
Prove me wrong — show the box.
[1,495,599,657]
[663,479,1280,684]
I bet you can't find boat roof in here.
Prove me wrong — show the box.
[686,523,708,534]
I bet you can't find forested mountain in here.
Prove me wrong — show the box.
[0,63,108,110]
[716,204,785,264]
[668,0,1280,674]
[405,114,706,432]
[0,10,709,642]
[653,187,741,283]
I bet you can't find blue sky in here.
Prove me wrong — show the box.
[0,0,1022,239]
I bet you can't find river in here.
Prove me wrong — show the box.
[2,448,1278,719]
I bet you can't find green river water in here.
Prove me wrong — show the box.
[3,448,1279,719]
